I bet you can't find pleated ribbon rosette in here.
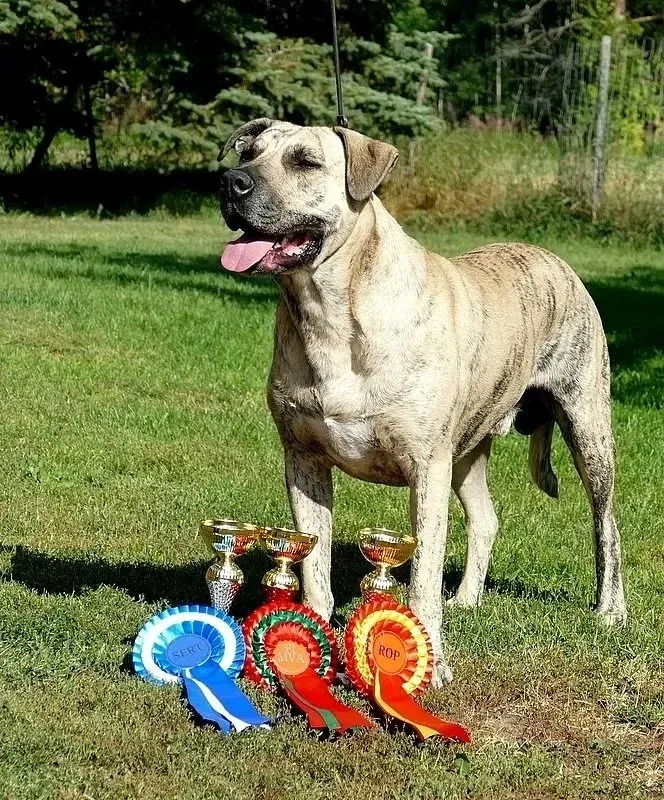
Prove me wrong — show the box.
[344,599,471,743]
[132,604,270,734]
[242,601,374,733]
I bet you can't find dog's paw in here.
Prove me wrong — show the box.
[595,606,627,628]
[430,660,454,688]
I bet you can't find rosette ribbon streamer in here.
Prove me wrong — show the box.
[345,599,471,743]
[243,601,374,734]
[133,604,270,734]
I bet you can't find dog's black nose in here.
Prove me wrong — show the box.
[222,169,255,200]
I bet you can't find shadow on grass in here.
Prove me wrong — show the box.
[3,241,278,305]
[2,542,269,615]
[1,168,219,216]
[585,267,664,408]
[3,541,572,614]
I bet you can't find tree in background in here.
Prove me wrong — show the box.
[0,0,97,169]
[0,0,661,170]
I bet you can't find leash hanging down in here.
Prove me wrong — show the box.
[329,0,348,127]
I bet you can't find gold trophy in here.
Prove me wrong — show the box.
[358,528,417,601]
[260,527,318,604]
[199,519,261,611]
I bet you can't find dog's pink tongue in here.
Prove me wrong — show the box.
[221,234,276,272]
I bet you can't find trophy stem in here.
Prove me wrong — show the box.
[277,557,292,578]
[263,557,299,604]
[206,552,245,612]
[360,564,399,601]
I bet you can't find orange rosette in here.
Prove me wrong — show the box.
[242,601,336,688]
[344,599,432,698]
[344,599,470,744]
[243,601,373,734]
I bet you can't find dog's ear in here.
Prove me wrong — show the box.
[219,118,275,162]
[333,127,400,202]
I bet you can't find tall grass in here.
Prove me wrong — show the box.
[383,130,558,223]
[2,125,662,245]
[383,129,664,245]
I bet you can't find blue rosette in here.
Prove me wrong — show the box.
[133,604,270,734]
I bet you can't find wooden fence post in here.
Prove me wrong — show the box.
[83,80,99,171]
[591,35,612,223]
[494,0,502,126]
[408,42,435,174]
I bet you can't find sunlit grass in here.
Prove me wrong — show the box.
[0,214,662,800]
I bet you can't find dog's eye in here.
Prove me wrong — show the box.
[295,158,322,170]
[238,147,256,163]
[287,146,322,170]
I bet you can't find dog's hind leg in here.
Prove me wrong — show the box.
[449,437,498,608]
[552,353,626,625]
[285,449,334,621]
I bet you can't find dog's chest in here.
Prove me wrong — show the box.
[290,405,407,486]
[309,415,375,459]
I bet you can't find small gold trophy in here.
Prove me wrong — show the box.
[260,527,318,604]
[199,519,261,611]
[358,528,417,601]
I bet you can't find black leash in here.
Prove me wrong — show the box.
[330,0,348,127]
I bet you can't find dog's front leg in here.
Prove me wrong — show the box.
[408,455,454,686]
[284,448,334,620]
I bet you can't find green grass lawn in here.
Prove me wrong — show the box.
[0,213,662,800]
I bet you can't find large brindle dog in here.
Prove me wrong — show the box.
[219,119,626,685]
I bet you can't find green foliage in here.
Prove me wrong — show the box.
[569,3,664,153]
[0,0,83,129]
[211,29,446,140]
[0,0,662,248]
[381,129,664,247]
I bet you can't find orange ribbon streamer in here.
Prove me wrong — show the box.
[373,670,471,743]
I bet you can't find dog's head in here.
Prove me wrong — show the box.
[219,119,399,275]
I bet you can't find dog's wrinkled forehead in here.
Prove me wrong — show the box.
[235,121,299,158]
[221,118,399,204]
[222,120,344,169]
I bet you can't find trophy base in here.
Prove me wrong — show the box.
[360,570,399,601]
[264,586,298,605]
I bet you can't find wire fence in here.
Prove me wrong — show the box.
[440,34,664,146]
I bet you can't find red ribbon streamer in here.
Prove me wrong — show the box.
[374,670,471,743]
[242,601,374,733]
[277,667,375,733]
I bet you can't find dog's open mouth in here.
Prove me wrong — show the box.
[221,230,322,274]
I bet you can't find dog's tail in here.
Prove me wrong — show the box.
[528,420,559,499]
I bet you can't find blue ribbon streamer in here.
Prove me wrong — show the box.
[182,672,233,733]
[183,661,270,733]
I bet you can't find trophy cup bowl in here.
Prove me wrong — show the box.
[260,527,319,604]
[199,519,261,611]
[358,528,417,601]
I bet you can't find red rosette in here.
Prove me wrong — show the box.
[242,600,337,688]
[242,600,374,733]
[344,598,433,698]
